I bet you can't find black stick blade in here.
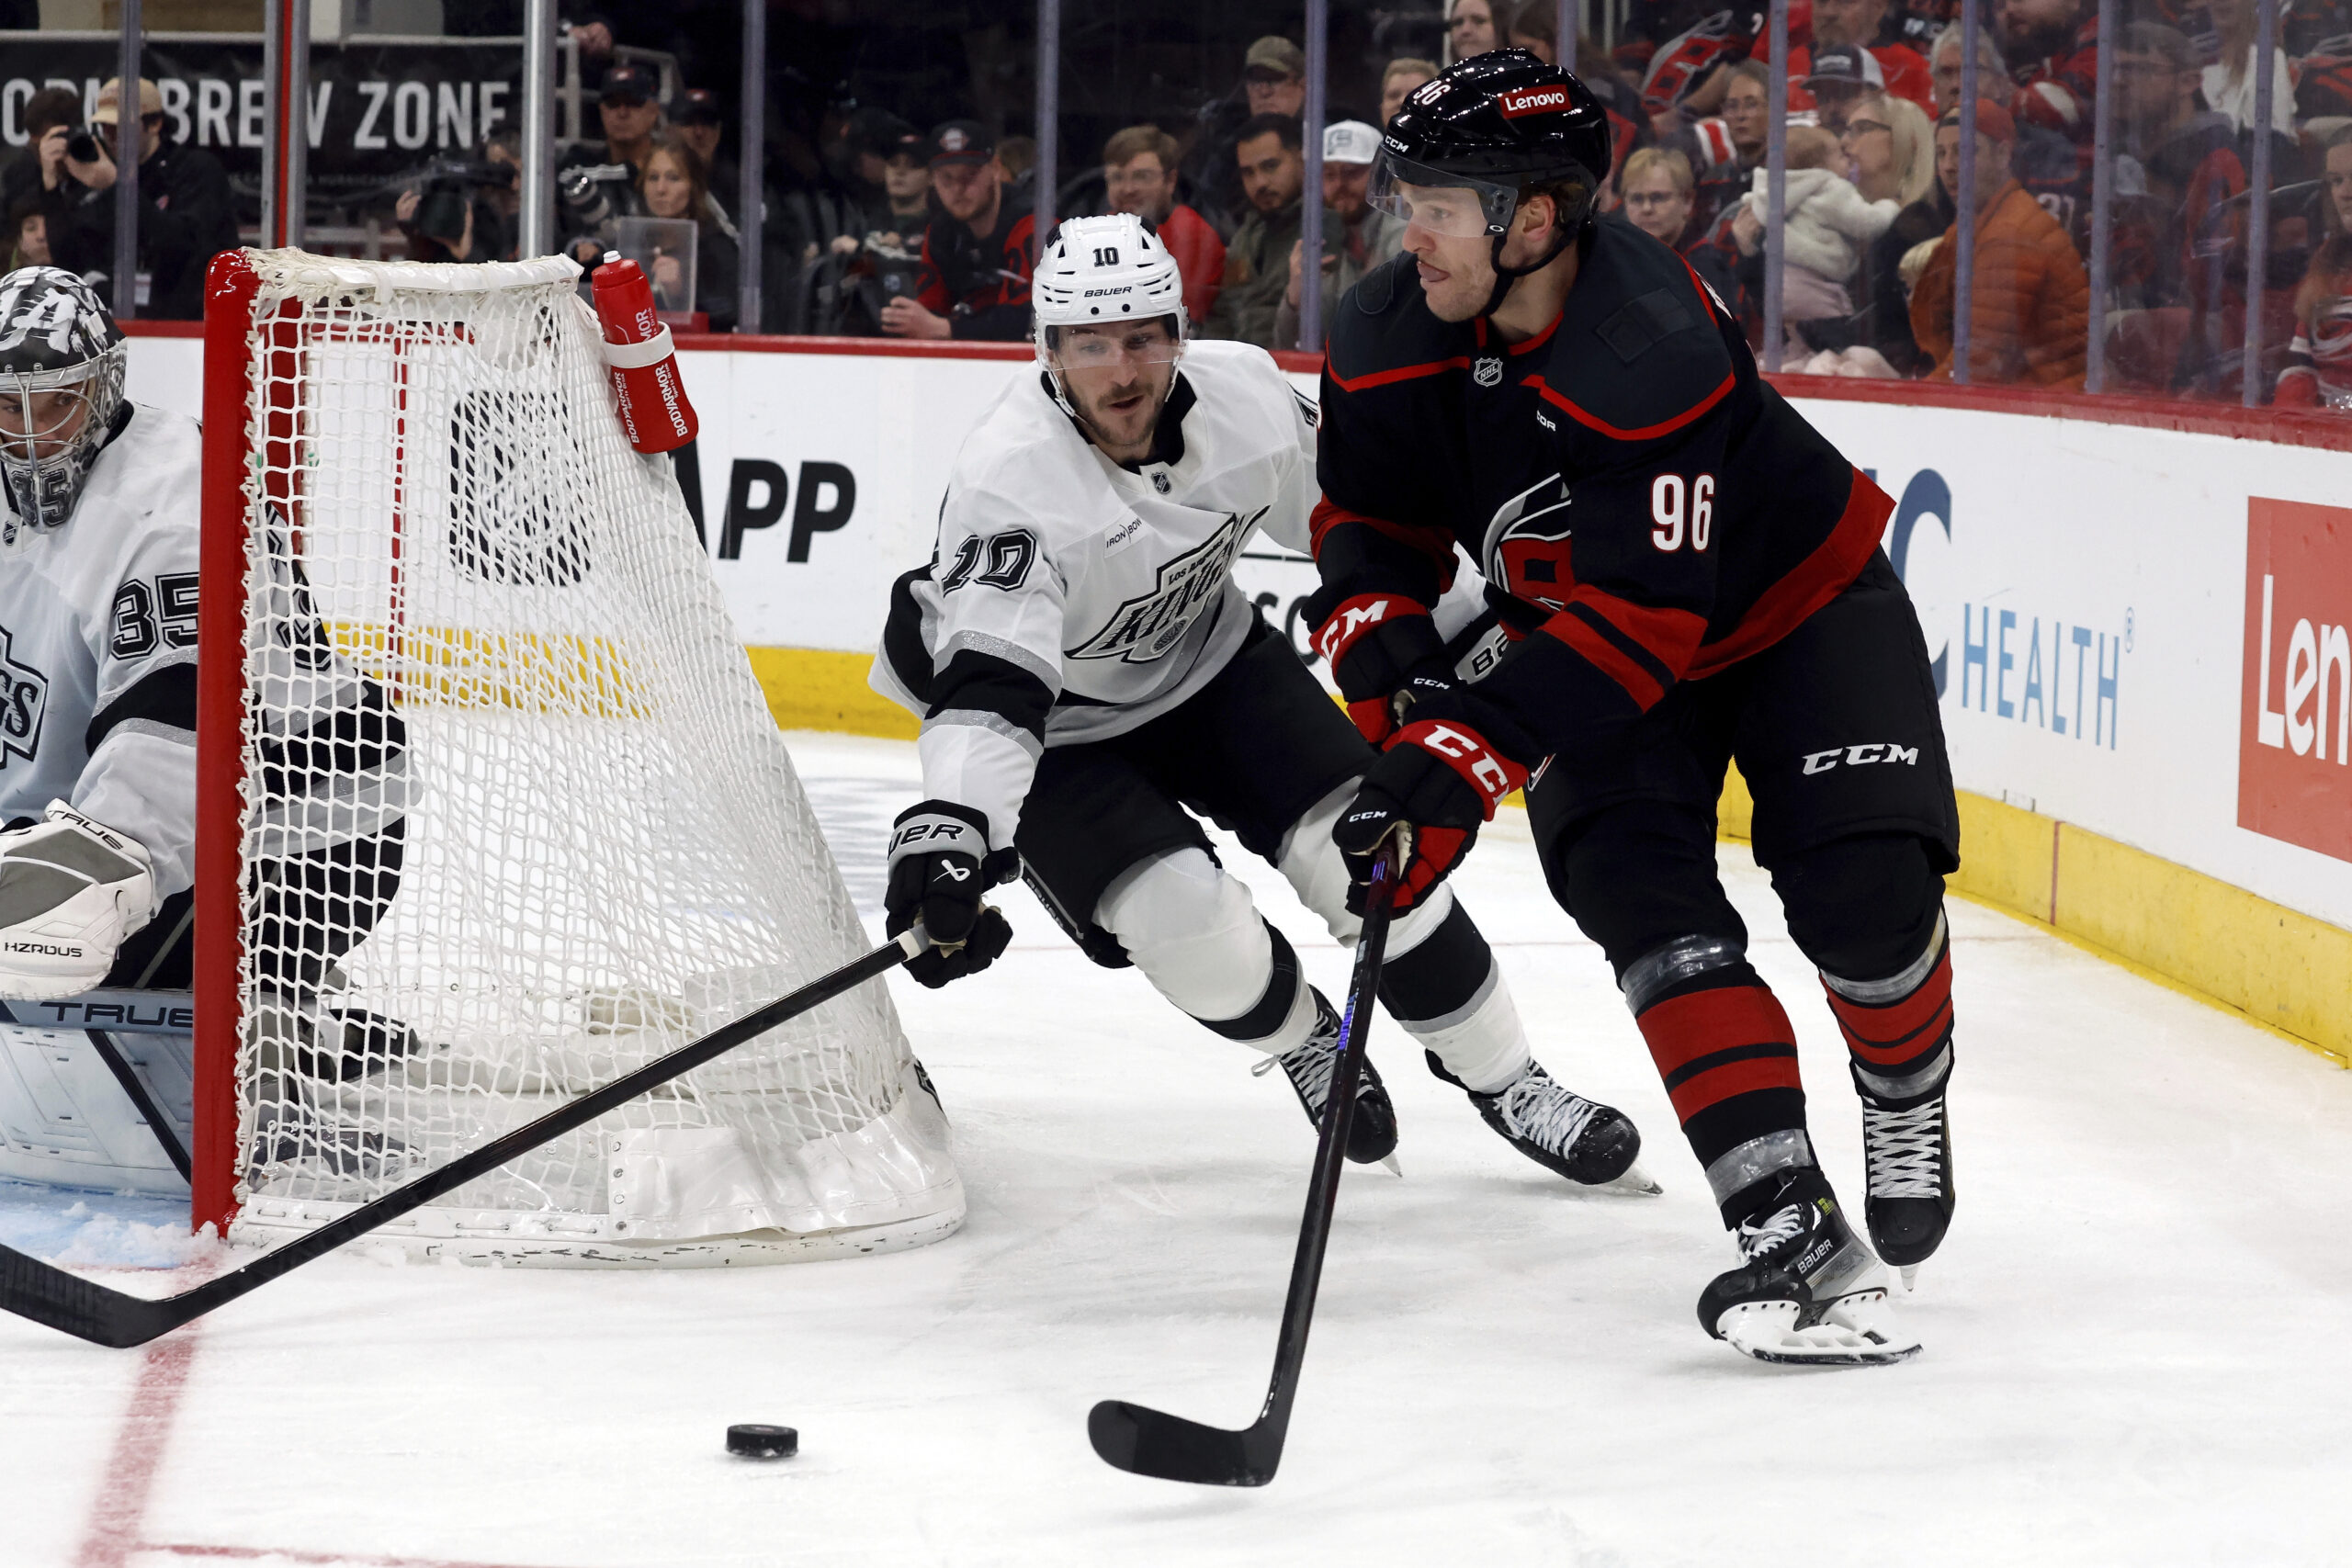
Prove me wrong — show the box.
[1087,1399,1280,1487]
[0,1242,185,1348]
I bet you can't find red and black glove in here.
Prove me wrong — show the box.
[1308,588,1457,745]
[1331,708,1530,912]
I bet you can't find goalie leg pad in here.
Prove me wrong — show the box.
[0,803,161,1000]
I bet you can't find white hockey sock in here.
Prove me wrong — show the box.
[1404,962,1532,1094]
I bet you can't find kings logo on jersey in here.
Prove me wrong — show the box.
[1069,510,1261,664]
[0,625,49,768]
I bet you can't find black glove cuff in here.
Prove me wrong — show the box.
[888,799,992,875]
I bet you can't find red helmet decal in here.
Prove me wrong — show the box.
[1497,85,1572,119]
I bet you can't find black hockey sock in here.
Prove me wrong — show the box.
[1375,894,1490,1027]
[1623,935,1813,1226]
[1821,915,1954,1106]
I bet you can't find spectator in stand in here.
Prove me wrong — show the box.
[639,134,739,332]
[1805,44,1891,133]
[2324,127,2352,239]
[996,137,1039,184]
[1186,37,1308,237]
[1205,114,1309,348]
[1277,120,1404,349]
[879,127,934,236]
[1676,59,1770,239]
[1851,88,1944,371]
[1775,0,1937,112]
[1,87,82,231]
[1103,124,1226,327]
[481,129,525,261]
[673,89,739,221]
[1619,146,1702,249]
[1740,124,1903,365]
[7,198,50,271]
[559,62,663,265]
[1382,58,1441,125]
[1911,98,2091,386]
[880,120,1037,342]
[2114,21,2245,318]
[396,172,508,264]
[1447,0,1502,62]
[1245,39,1310,119]
[47,77,236,321]
[1930,20,2009,118]
[2001,0,2101,237]
[2276,232,2352,408]
[2203,0,2299,138]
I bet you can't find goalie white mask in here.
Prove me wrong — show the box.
[1032,213,1187,418]
[0,266,129,543]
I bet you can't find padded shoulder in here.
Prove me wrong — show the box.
[1326,256,1471,394]
[1529,224,1736,441]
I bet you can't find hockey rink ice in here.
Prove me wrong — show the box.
[5,729,2348,1568]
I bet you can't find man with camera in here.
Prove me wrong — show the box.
[877,121,1036,343]
[46,78,236,321]
[559,62,663,265]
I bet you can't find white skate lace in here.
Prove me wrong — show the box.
[1251,1020,1345,1113]
[1735,1201,1807,1261]
[1861,1097,1945,1200]
[1497,1069,1600,1158]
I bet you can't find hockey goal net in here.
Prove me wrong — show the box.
[192,248,962,1265]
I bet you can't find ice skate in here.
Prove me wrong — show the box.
[1430,1053,1657,1192]
[1255,994,1399,1168]
[1698,1166,1918,1365]
[1856,1069,1955,1289]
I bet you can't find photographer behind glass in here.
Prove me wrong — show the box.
[560,62,663,267]
[46,76,237,321]
[394,143,515,265]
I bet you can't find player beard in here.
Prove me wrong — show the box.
[1070,367,1172,459]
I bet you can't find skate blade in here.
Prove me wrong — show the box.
[1380,1153,1403,1178]
[1898,1264,1918,1292]
[1716,1292,1921,1367]
[1589,1157,1661,1196]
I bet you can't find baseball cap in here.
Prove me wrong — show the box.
[927,119,996,164]
[674,87,723,127]
[599,63,658,106]
[1245,37,1306,78]
[1323,119,1383,165]
[1939,97,2017,142]
[91,77,163,125]
[1804,44,1886,91]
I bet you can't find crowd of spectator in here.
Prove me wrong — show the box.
[3,0,2348,409]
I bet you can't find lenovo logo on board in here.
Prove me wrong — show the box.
[1497,86,1570,118]
[2240,498,2352,863]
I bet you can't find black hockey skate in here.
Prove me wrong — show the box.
[1428,1053,1657,1191]
[1855,1066,1955,1287]
[1255,995,1399,1168]
[1698,1166,1919,1365]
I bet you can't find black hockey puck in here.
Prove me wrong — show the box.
[726,1423,797,1460]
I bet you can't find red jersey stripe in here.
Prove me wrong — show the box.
[1566,586,1709,677]
[1685,465,1893,680]
[1522,367,1736,441]
[1309,497,1456,564]
[1542,612,1668,709]
[1327,355,1475,393]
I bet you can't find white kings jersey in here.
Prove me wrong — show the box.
[0,404,203,897]
[873,341,1318,850]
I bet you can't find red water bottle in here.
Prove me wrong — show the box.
[589,251,699,455]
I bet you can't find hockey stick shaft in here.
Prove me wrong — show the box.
[0,929,928,1348]
[84,1028,194,1182]
[1089,846,1400,1483]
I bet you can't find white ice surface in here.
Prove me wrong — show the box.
[5,729,2349,1567]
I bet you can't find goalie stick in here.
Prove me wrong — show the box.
[0,927,939,1348]
[1088,844,1402,1486]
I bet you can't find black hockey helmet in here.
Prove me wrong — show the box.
[0,266,126,540]
[1370,50,1611,309]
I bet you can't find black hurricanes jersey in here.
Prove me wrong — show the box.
[1313,220,1894,764]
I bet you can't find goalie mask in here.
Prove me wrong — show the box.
[1032,213,1186,423]
[0,267,128,543]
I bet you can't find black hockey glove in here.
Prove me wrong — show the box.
[1332,705,1531,913]
[886,800,1016,988]
[1307,587,1454,745]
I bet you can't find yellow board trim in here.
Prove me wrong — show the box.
[748,647,2350,1068]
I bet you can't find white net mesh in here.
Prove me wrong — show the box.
[222,250,960,1264]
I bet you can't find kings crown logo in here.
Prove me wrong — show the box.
[1069,510,1262,663]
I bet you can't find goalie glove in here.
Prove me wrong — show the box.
[1332,708,1529,913]
[0,802,161,999]
[886,800,1016,989]
[1307,588,1456,745]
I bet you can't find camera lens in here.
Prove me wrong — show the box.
[66,130,102,164]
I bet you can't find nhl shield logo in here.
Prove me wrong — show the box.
[1473,356,1503,388]
[1151,470,1171,494]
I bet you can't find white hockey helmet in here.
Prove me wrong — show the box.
[0,267,127,542]
[1032,212,1186,363]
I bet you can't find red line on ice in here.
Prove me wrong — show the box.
[74,1326,202,1568]
[137,1546,573,1567]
